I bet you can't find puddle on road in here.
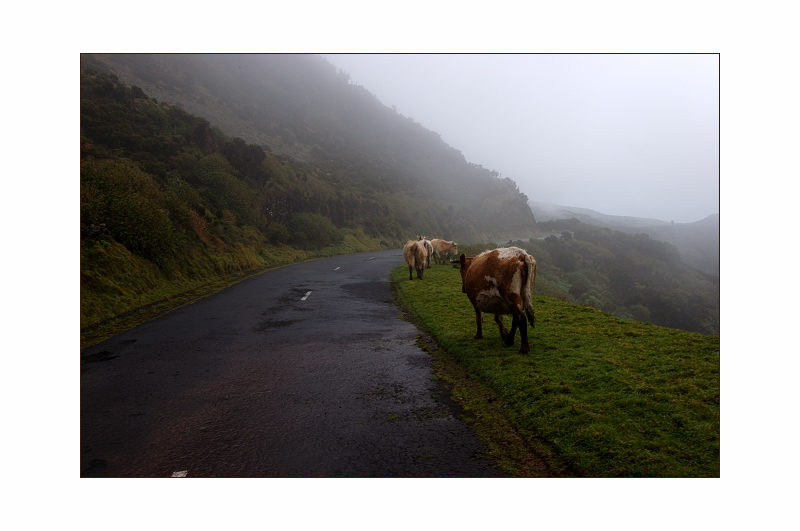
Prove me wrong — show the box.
[253,319,301,331]
[341,281,392,303]
[277,287,312,305]
[82,350,120,364]
[81,338,137,364]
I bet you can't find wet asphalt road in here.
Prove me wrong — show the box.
[80,250,507,477]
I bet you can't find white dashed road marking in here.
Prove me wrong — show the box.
[335,267,340,270]
[171,470,188,477]
[301,291,312,301]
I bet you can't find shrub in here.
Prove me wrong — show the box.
[81,159,175,265]
[265,222,290,244]
[287,212,343,249]
[190,154,256,223]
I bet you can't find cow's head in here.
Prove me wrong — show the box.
[458,253,472,293]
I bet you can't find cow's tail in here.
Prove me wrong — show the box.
[523,254,537,327]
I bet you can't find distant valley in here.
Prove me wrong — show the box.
[529,201,719,275]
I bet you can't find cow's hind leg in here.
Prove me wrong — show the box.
[504,306,530,353]
[506,314,519,347]
[474,308,484,339]
[408,265,414,281]
[494,314,512,345]
[516,313,530,354]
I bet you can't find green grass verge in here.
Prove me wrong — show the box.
[392,263,719,477]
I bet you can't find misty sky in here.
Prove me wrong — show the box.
[324,54,719,224]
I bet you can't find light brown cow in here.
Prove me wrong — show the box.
[418,236,434,268]
[403,240,428,280]
[458,247,537,354]
[430,239,459,265]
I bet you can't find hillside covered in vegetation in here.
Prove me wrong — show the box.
[81,54,537,240]
[80,55,538,334]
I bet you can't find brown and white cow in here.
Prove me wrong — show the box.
[458,247,537,354]
[430,239,459,265]
[403,240,428,280]
[418,236,434,268]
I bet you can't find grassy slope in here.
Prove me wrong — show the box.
[392,263,720,477]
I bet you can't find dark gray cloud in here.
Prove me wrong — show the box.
[324,54,719,223]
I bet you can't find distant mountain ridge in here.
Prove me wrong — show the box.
[530,200,719,275]
[531,200,674,228]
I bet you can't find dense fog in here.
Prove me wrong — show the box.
[324,54,719,224]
